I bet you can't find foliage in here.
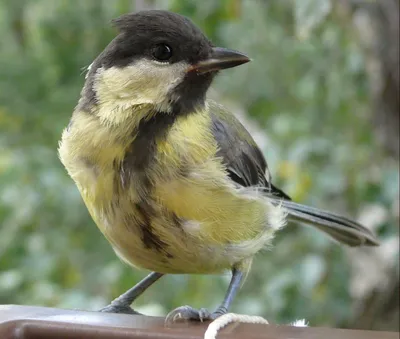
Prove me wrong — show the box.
[0,0,398,328]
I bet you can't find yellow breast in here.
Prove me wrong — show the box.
[59,108,281,274]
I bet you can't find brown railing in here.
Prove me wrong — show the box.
[1,305,398,339]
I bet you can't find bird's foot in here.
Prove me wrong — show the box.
[99,302,141,315]
[165,305,227,323]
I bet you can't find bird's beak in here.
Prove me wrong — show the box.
[188,47,251,74]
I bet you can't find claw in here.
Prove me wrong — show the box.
[165,305,227,324]
[198,308,212,322]
[165,305,213,323]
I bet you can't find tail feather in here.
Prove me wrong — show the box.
[267,196,380,247]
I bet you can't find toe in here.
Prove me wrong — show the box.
[198,308,212,322]
[165,305,210,323]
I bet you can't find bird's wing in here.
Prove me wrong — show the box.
[206,101,379,247]
[208,100,291,200]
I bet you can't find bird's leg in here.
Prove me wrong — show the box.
[210,268,243,318]
[100,271,164,315]
[165,268,243,322]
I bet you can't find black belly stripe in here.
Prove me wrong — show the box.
[118,109,196,258]
[135,202,173,258]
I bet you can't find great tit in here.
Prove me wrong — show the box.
[58,10,379,321]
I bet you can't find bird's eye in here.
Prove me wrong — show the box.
[152,44,172,61]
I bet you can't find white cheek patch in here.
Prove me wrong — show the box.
[94,59,189,112]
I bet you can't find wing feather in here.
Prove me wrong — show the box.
[208,101,290,200]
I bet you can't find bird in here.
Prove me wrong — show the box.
[58,10,380,322]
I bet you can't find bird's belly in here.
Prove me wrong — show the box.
[73,167,244,274]
[88,200,269,274]
[75,152,282,274]
[96,215,231,274]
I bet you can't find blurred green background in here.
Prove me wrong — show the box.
[0,0,399,331]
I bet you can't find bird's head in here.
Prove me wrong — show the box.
[80,10,250,118]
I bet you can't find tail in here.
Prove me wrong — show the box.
[267,196,380,247]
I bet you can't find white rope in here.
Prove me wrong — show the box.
[204,313,268,339]
[204,313,308,339]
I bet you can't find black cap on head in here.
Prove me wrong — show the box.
[99,10,213,69]
[82,10,250,115]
